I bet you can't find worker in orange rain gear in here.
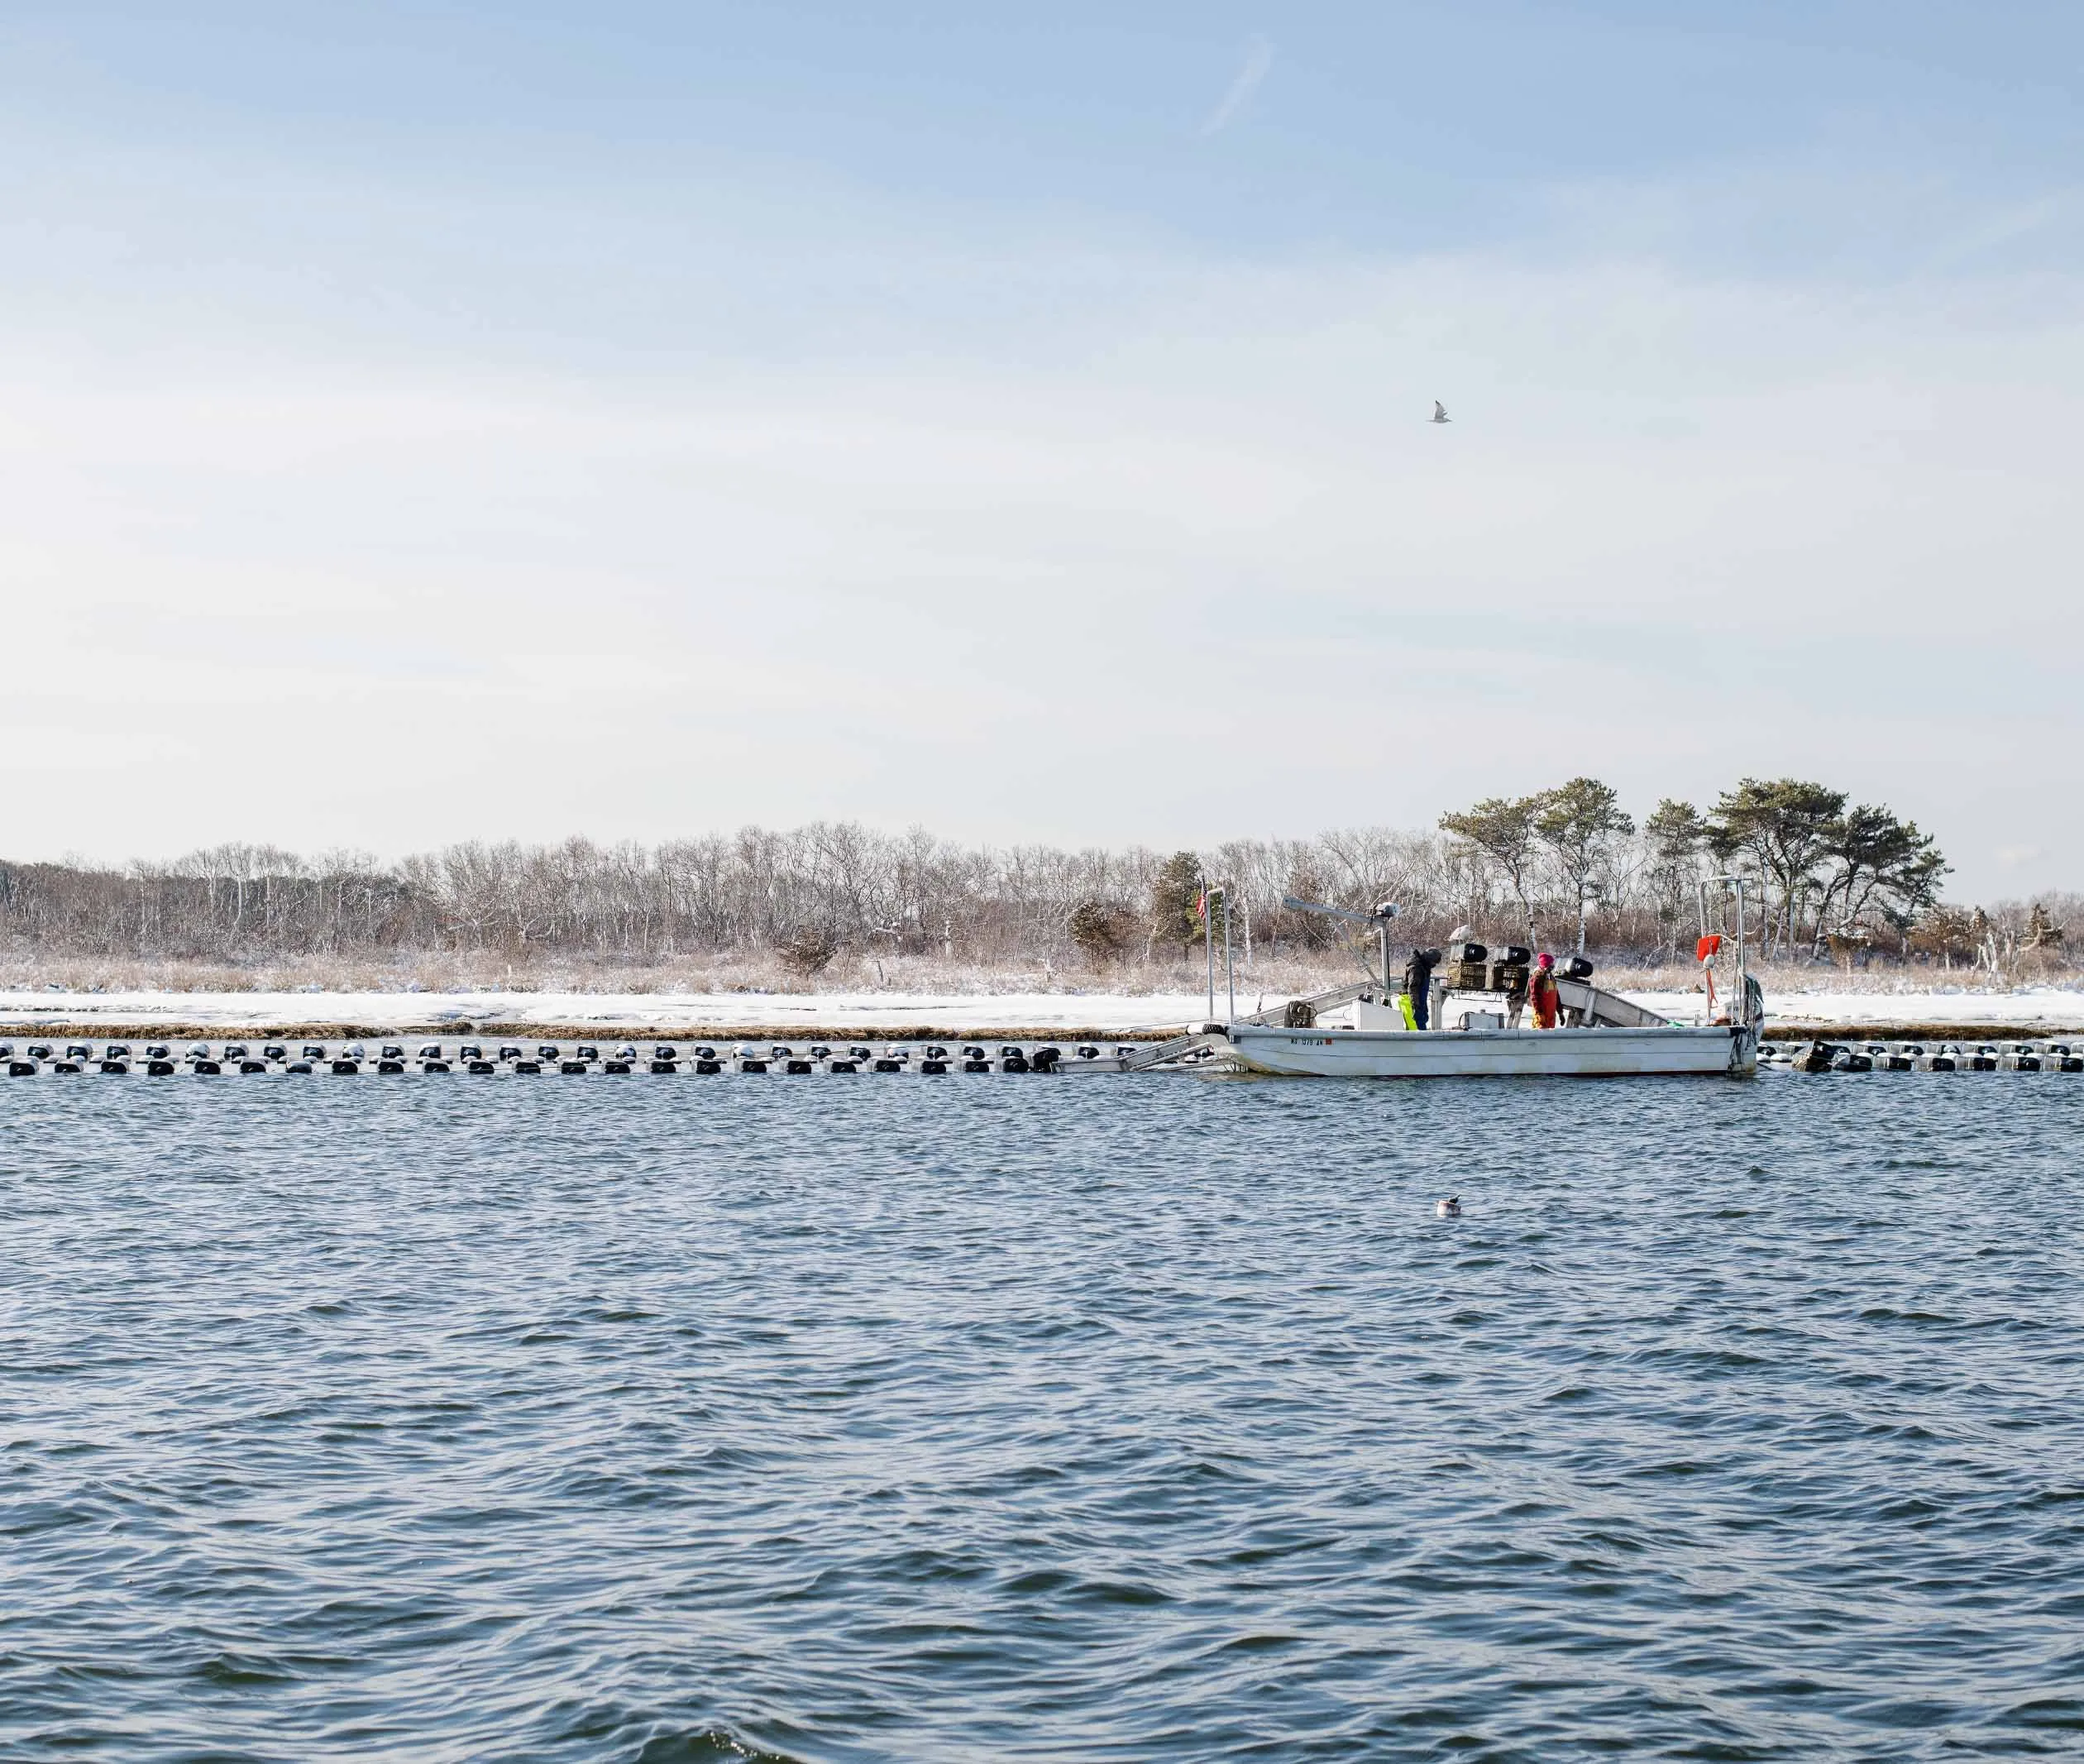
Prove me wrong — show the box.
[1529,951,1562,1029]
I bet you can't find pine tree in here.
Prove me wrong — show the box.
[1438,796,1542,942]
[1149,852,1204,962]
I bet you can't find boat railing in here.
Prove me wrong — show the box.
[1232,979,1377,1029]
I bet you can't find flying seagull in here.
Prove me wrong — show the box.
[1432,400,1451,424]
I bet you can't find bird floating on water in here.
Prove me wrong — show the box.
[1436,1196,1461,1217]
[1431,400,1451,424]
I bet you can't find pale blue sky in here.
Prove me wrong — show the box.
[2,4,2079,895]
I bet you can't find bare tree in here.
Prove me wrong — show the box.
[0,793,1981,978]
[1642,800,1708,960]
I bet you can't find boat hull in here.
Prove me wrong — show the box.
[1224,1021,1753,1078]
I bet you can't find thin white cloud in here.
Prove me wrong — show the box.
[1200,36,1273,137]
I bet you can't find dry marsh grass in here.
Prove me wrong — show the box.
[1,949,2074,1000]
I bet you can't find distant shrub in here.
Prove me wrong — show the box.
[1068,899,1135,965]
[1907,906,1977,964]
[774,926,841,976]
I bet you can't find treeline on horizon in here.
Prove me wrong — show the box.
[0,777,2065,974]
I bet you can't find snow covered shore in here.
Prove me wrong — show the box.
[2,985,2082,1035]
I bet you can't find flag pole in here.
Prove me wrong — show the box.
[1224,890,1235,1022]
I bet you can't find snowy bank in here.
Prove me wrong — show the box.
[3,984,2083,1035]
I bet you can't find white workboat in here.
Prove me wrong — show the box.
[1221,977,1760,1079]
[1155,888,1762,1080]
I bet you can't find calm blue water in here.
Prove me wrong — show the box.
[3,1073,2082,1762]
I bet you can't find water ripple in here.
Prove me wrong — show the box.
[2,1074,2082,1759]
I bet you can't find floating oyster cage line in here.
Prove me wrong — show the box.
[4,1034,2082,1078]
[1760,1039,2084,1073]
[0,1037,1135,1077]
